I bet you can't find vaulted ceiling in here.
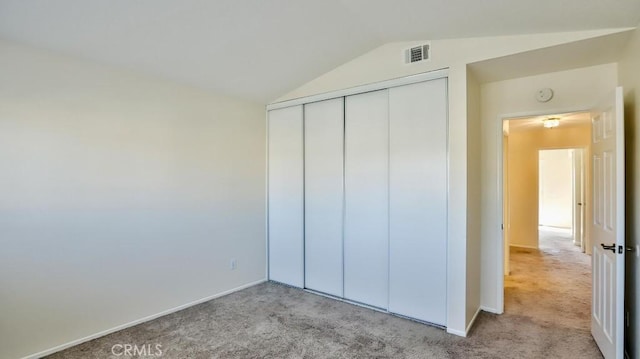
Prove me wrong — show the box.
[1,0,639,103]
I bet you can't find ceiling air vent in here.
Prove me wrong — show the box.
[405,44,430,64]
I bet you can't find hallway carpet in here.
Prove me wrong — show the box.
[505,227,593,331]
[49,228,600,358]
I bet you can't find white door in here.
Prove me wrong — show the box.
[304,98,344,297]
[344,90,389,309]
[591,87,625,359]
[268,106,304,288]
[388,79,447,325]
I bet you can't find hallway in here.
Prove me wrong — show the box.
[505,227,597,349]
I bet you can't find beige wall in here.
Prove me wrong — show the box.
[507,127,590,249]
[480,63,619,313]
[539,149,574,228]
[0,40,266,359]
[618,24,640,359]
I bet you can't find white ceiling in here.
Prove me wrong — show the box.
[469,31,633,84]
[1,0,639,103]
[508,112,592,133]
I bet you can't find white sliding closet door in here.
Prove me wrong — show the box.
[268,106,304,288]
[304,98,344,297]
[344,90,389,309]
[388,79,447,325]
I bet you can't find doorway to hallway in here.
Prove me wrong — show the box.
[501,111,592,329]
[505,226,591,330]
[496,89,627,358]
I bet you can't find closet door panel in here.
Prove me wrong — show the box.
[304,98,344,297]
[344,90,389,309]
[389,79,447,325]
[268,106,304,288]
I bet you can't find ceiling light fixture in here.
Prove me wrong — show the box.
[542,117,560,129]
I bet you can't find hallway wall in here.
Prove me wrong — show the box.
[506,126,590,249]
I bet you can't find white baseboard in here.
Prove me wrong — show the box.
[22,279,267,359]
[509,244,538,250]
[480,305,502,314]
[447,307,482,337]
[539,225,571,230]
[465,307,482,336]
[446,327,466,337]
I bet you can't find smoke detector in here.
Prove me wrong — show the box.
[536,88,554,102]
[405,44,430,64]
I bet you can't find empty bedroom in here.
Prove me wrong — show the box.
[1,1,640,358]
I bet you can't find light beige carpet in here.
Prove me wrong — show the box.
[505,227,593,331]
[48,228,600,358]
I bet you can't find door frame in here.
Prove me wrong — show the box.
[571,148,586,251]
[495,106,590,313]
